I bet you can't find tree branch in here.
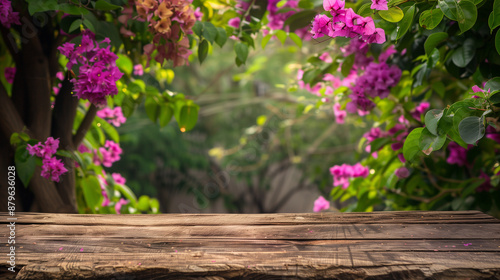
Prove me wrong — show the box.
[73,104,98,147]
[52,78,78,212]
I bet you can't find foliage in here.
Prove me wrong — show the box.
[1,0,499,216]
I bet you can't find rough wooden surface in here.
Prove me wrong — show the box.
[1,211,500,279]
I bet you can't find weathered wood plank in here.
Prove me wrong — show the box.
[1,210,497,226]
[1,211,500,279]
[16,223,500,240]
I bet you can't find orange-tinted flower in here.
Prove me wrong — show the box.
[154,17,171,34]
[156,1,173,19]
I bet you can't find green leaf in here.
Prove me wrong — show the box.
[26,0,58,15]
[451,38,475,67]
[215,27,227,47]
[202,22,217,44]
[419,127,447,155]
[484,77,500,92]
[261,34,272,49]
[234,43,249,64]
[81,176,102,210]
[379,6,404,23]
[145,97,160,123]
[95,21,123,49]
[94,0,123,11]
[370,137,391,151]
[461,179,484,198]
[159,103,174,127]
[58,4,89,15]
[496,29,500,56]
[137,195,150,212]
[437,115,453,135]
[419,9,444,29]
[198,40,209,64]
[448,128,468,148]
[193,21,203,37]
[114,183,137,205]
[439,0,459,20]
[489,90,500,104]
[357,3,373,17]
[82,18,95,33]
[425,109,443,135]
[150,198,160,213]
[69,19,83,33]
[95,117,119,143]
[396,5,415,40]
[14,145,35,187]
[457,0,477,34]
[489,0,500,31]
[283,10,317,32]
[458,116,485,144]
[341,53,355,77]
[403,127,424,162]
[288,33,302,48]
[432,81,446,98]
[424,32,448,57]
[276,30,287,45]
[453,107,475,132]
[177,104,199,132]
[116,54,133,75]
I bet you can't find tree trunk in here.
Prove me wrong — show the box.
[0,7,85,213]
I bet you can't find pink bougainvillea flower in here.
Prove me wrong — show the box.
[333,103,346,124]
[133,64,144,76]
[395,167,410,179]
[97,107,127,127]
[323,0,345,11]
[370,0,388,10]
[364,28,386,44]
[330,163,369,189]
[0,0,20,28]
[112,173,126,185]
[311,14,331,39]
[4,67,15,83]
[313,196,330,212]
[115,198,129,214]
[447,142,469,166]
[228,17,241,28]
[319,52,333,63]
[41,157,68,182]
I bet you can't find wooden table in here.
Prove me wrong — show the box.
[1,211,500,279]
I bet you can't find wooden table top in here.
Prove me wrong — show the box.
[1,211,500,279]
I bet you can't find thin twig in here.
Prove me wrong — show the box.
[73,104,98,146]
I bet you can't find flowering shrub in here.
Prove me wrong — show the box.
[58,32,123,105]
[27,137,68,182]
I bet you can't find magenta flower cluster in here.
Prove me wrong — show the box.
[27,137,68,182]
[57,31,123,105]
[0,0,20,28]
[267,0,299,30]
[330,163,369,189]
[97,107,127,127]
[447,142,469,166]
[311,0,385,44]
[346,61,401,114]
[94,140,122,168]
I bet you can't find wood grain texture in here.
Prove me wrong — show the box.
[1,211,499,279]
